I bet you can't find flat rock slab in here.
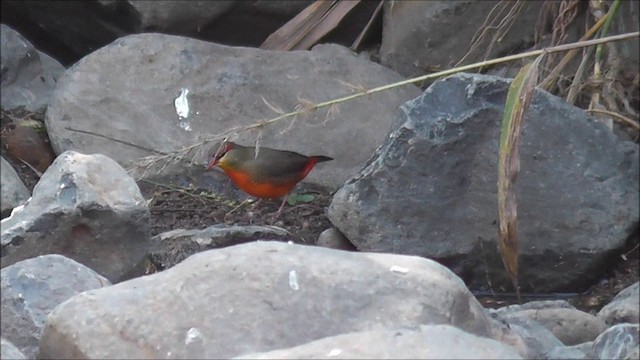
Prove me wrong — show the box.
[149,224,293,269]
[45,34,420,189]
[39,241,496,359]
[1,254,110,359]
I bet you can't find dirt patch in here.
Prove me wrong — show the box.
[1,108,638,314]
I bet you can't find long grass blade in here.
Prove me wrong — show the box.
[498,55,542,303]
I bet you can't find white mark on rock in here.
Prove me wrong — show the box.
[390,265,409,274]
[174,88,192,132]
[289,270,299,291]
[175,88,190,118]
[178,121,192,131]
[327,349,342,357]
[185,327,203,345]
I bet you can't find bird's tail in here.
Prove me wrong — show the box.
[311,156,333,163]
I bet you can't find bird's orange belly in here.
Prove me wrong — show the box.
[224,169,297,199]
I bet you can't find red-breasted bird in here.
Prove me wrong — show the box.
[206,141,333,216]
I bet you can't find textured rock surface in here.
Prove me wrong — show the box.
[1,337,26,360]
[592,323,639,360]
[1,255,110,359]
[44,34,420,189]
[598,282,640,325]
[235,325,522,359]
[1,151,151,282]
[507,308,607,346]
[489,311,564,359]
[380,1,542,77]
[328,73,639,292]
[0,157,30,217]
[39,241,495,359]
[0,24,65,111]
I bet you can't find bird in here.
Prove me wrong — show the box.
[206,141,333,217]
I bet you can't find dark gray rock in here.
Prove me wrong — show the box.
[235,325,522,359]
[99,0,234,32]
[0,157,30,217]
[598,282,639,325]
[1,151,151,282]
[1,254,110,359]
[149,224,293,269]
[44,34,420,189]
[380,1,542,77]
[39,241,497,359]
[328,73,639,292]
[0,24,64,111]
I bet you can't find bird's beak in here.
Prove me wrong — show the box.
[206,157,219,170]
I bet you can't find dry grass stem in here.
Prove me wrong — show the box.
[126,31,637,175]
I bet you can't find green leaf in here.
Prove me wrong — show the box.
[287,193,316,205]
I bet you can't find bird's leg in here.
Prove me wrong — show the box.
[250,198,263,208]
[270,195,289,219]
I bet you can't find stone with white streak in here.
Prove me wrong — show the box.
[39,241,498,359]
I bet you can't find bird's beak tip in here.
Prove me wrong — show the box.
[206,158,218,170]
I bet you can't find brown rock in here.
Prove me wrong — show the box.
[3,125,55,173]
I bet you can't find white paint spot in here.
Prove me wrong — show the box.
[327,349,342,357]
[390,265,409,274]
[174,88,190,119]
[289,270,299,291]
[185,327,203,345]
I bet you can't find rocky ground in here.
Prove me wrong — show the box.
[1,107,638,314]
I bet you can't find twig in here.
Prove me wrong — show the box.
[133,32,638,171]
[16,157,43,178]
[140,179,220,204]
[65,127,167,155]
[587,109,640,129]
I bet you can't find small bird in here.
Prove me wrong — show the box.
[206,141,333,217]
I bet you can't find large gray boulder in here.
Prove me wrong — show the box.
[328,73,639,292]
[1,254,110,359]
[44,34,420,189]
[1,151,151,282]
[0,24,65,111]
[39,241,500,359]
